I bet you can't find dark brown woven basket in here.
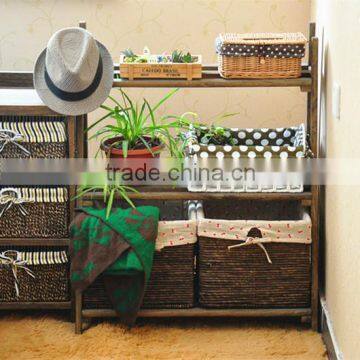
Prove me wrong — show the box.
[84,243,195,309]
[0,116,67,158]
[83,200,196,309]
[199,240,310,308]
[198,200,311,308]
[0,187,69,238]
[0,247,69,302]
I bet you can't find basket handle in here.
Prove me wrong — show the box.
[241,35,284,41]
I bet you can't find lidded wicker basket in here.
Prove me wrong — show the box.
[216,32,306,78]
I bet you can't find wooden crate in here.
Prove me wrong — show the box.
[119,55,202,80]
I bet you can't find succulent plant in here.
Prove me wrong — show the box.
[171,50,194,63]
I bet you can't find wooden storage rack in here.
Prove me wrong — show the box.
[75,23,320,333]
[0,89,86,311]
[0,22,319,332]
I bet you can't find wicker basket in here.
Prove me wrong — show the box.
[0,247,69,302]
[83,201,197,309]
[186,124,308,192]
[0,187,69,238]
[216,33,306,78]
[196,201,311,308]
[119,55,202,80]
[0,116,67,158]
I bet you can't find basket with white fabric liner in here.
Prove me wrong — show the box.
[0,187,69,238]
[0,246,69,302]
[196,200,311,308]
[185,123,309,192]
[0,116,67,158]
[83,201,198,309]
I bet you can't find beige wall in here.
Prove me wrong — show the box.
[0,0,310,156]
[312,0,360,358]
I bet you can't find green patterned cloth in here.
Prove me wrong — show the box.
[70,206,159,325]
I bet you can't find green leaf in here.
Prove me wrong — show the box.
[122,140,128,158]
[106,188,115,219]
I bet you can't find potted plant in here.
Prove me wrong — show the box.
[87,88,189,159]
[119,47,202,80]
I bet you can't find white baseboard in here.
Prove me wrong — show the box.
[320,297,343,360]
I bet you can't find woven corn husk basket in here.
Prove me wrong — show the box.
[0,187,69,238]
[0,248,69,302]
[216,32,306,78]
[0,116,67,158]
[83,201,197,309]
[186,124,308,192]
[196,201,311,308]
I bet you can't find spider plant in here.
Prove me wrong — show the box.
[73,183,138,219]
[86,88,189,158]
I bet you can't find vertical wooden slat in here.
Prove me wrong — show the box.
[79,21,86,30]
[75,290,83,334]
[309,33,320,331]
[307,22,316,133]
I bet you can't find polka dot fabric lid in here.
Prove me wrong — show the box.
[188,124,307,159]
[215,32,306,59]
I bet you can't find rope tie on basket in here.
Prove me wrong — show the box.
[228,237,273,264]
[0,129,30,155]
[0,250,35,298]
[0,188,34,218]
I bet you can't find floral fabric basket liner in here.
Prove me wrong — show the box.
[196,203,311,264]
[155,201,197,250]
[215,33,306,59]
[0,118,67,157]
[185,124,308,193]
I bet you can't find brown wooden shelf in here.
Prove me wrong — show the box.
[82,307,311,319]
[0,66,311,91]
[113,68,311,91]
[81,187,312,203]
[0,238,69,246]
[0,89,59,115]
[0,301,71,310]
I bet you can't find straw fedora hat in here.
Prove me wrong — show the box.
[34,27,113,116]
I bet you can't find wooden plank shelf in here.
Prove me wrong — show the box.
[0,89,58,115]
[82,307,311,319]
[0,301,71,310]
[0,238,69,246]
[0,66,311,91]
[81,187,312,203]
[113,69,311,90]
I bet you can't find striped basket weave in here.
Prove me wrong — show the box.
[216,32,306,78]
[0,116,67,158]
[0,248,69,302]
[83,201,197,309]
[0,187,69,238]
[197,201,311,308]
